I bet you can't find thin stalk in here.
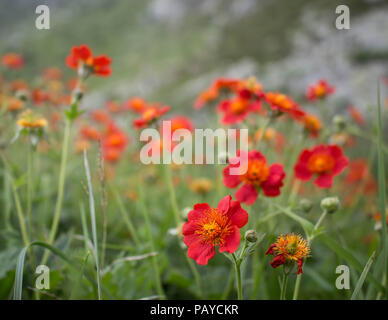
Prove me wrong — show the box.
[41,118,71,265]
[137,179,165,298]
[111,185,140,246]
[376,81,387,298]
[83,150,102,300]
[232,253,242,300]
[280,273,288,300]
[26,144,33,232]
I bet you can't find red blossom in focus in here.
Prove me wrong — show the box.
[66,44,112,77]
[306,79,335,101]
[182,195,248,265]
[294,144,348,188]
[223,150,285,205]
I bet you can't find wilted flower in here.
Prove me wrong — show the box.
[182,195,248,265]
[266,233,310,274]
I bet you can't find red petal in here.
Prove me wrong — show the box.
[217,195,231,215]
[187,241,216,265]
[187,203,211,221]
[314,173,333,188]
[235,184,258,205]
[219,225,241,254]
[226,200,248,228]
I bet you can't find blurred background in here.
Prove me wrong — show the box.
[1,0,388,117]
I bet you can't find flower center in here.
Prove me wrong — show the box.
[195,208,232,246]
[307,153,335,173]
[230,99,249,114]
[143,108,157,121]
[314,85,326,97]
[241,159,270,186]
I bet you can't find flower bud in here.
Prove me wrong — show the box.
[72,88,84,102]
[320,197,340,214]
[333,115,346,131]
[299,199,313,213]
[15,90,29,102]
[245,229,258,243]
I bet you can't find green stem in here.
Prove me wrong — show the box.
[26,144,33,232]
[137,180,165,299]
[232,253,242,300]
[41,118,72,265]
[111,185,140,246]
[280,273,288,300]
[314,210,327,232]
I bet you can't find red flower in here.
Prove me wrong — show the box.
[223,150,285,205]
[306,79,335,101]
[168,116,194,134]
[66,44,111,77]
[1,53,24,69]
[265,92,305,119]
[218,97,261,125]
[182,195,248,265]
[294,144,348,188]
[32,89,49,106]
[133,105,170,129]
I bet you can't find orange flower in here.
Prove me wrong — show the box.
[66,44,111,77]
[301,113,322,137]
[133,105,170,129]
[265,92,305,119]
[81,125,101,141]
[17,109,47,129]
[306,79,335,101]
[91,109,110,124]
[6,96,24,111]
[1,53,24,69]
[106,100,121,113]
[32,89,49,106]
[189,178,213,195]
[124,97,147,113]
[348,106,364,126]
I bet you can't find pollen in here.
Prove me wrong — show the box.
[241,159,270,186]
[273,233,310,261]
[195,208,233,246]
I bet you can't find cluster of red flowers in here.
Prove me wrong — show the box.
[306,79,335,101]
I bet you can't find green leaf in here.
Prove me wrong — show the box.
[318,234,384,294]
[376,81,387,297]
[351,251,376,300]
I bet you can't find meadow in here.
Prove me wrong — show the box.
[0,42,387,301]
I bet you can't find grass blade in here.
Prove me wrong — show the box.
[351,251,376,300]
[83,149,102,300]
[376,80,387,298]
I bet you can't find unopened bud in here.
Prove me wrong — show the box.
[72,88,84,102]
[333,115,346,131]
[245,230,258,243]
[320,197,340,214]
[15,90,29,101]
[300,199,313,213]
